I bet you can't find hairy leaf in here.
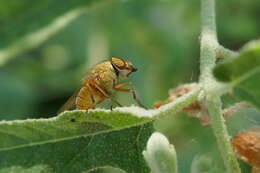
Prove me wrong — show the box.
[0,109,154,173]
[214,40,260,108]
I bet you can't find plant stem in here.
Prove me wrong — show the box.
[200,0,218,86]
[201,0,217,37]
[217,45,238,59]
[207,94,241,173]
[156,86,201,118]
[199,0,241,172]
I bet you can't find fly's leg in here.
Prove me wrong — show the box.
[94,83,122,107]
[91,75,123,107]
[88,86,96,109]
[113,82,130,90]
[132,89,147,109]
[109,99,114,111]
[113,82,147,109]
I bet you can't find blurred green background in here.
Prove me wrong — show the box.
[0,0,260,172]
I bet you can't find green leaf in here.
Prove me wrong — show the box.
[0,109,154,173]
[0,8,83,65]
[0,0,97,65]
[0,0,98,48]
[214,40,260,108]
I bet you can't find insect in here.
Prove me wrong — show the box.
[58,57,145,113]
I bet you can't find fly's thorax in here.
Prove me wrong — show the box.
[100,68,117,93]
[90,61,118,93]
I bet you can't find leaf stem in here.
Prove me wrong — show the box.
[156,86,201,118]
[217,45,238,59]
[199,0,241,172]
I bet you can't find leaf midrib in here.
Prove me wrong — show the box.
[0,120,152,152]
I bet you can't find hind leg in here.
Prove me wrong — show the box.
[89,76,123,107]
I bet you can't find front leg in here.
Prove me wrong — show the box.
[114,82,131,92]
[113,82,147,109]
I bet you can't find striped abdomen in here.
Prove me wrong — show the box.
[76,84,105,110]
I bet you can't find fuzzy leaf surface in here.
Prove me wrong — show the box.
[0,109,154,173]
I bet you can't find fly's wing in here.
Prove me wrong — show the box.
[57,88,80,114]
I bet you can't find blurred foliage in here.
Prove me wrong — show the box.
[0,0,95,48]
[0,0,260,172]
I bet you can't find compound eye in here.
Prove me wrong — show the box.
[111,57,125,69]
